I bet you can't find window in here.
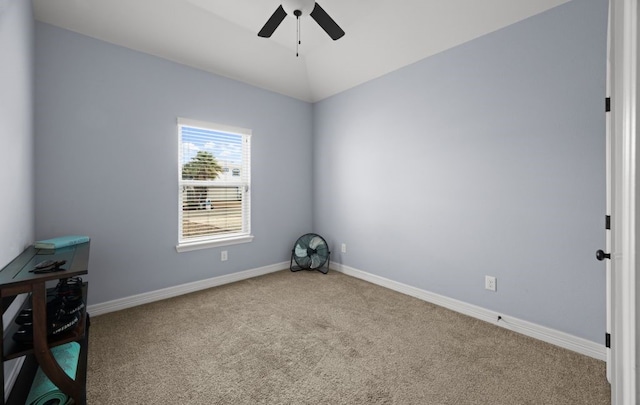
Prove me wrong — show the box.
[176,118,252,252]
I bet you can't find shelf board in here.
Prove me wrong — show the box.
[0,243,89,296]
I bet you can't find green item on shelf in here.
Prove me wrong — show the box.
[25,342,80,405]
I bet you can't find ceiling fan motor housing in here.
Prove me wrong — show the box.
[282,0,315,17]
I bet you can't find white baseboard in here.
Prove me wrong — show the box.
[86,260,606,361]
[331,263,606,361]
[3,357,25,402]
[3,294,28,401]
[87,262,287,316]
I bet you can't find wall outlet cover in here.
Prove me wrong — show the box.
[485,276,497,292]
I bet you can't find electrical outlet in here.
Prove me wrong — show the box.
[341,243,347,253]
[485,276,496,292]
[221,251,228,261]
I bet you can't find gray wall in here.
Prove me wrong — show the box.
[0,0,34,268]
[34,23,313,305]
[313,0,608,343]
[33,0,610,343]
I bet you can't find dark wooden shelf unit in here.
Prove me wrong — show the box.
[0,242,90,405]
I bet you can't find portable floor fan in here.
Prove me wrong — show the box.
[290,233,331,274]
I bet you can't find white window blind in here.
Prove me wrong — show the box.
[177,118,252,251]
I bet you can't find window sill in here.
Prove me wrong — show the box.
[176,235,254,253]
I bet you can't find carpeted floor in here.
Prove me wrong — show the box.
[87,270,610,404]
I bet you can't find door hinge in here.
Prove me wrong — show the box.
[605,97,611,112]
[606,333,611,348]
[606,215,611,230]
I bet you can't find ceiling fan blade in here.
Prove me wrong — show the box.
[258,5,287,38]
[310,2,345,40]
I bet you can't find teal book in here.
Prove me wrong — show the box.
[35,235,90,250]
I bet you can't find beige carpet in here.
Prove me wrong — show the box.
[87,270,610,404]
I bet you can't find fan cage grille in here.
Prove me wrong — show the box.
[290,233,330,274]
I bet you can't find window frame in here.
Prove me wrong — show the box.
[176,117,253,252]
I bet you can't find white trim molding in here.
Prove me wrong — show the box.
[332,263,606,361]
[176,234,254,253]
[609,0,638,403]
[3,357,25,402]
[87,260,605,361]
[2,294,27,401]
[87,262,287,316]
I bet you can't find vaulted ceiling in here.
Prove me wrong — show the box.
[33,0,570,102]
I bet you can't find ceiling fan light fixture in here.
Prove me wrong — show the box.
[282,0,315,17]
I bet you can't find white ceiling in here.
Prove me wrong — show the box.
[32,0,570,102]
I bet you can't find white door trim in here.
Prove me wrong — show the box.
[606,0,613,383]
[610,0,638,403]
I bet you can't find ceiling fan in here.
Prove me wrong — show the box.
[258,0,345,41]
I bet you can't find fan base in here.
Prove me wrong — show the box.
[290,265,329,275]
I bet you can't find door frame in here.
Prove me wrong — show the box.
[609,0,638,403]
